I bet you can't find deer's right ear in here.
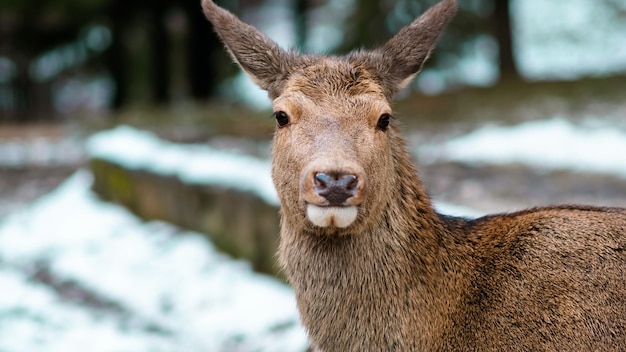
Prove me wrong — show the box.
[352,0,457,99]
[201,0,301,98]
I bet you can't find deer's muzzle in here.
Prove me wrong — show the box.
[300,163,367,228]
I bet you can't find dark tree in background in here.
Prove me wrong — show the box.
[183,0,220,100]
[0,0,106,119]
[339,0,521,83]
[150,0,171,104]
[106,0,130,109]
[0,0,231,120]
[493,0,519,80]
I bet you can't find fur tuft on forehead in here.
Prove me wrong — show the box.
[285,59,387,101]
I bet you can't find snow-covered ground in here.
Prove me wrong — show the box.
[86,126,278,206]
[419,118,626,178]
[0,172,308,352]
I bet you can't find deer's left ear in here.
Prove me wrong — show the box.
[351,0,457,98]
[201,0,304,98]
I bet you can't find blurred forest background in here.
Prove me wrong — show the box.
[1,0,625,121]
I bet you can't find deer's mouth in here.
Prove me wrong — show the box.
[306,204,358,228]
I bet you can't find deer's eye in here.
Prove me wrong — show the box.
[273,111,290,127]
[377,113,392,131]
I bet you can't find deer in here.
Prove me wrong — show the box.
[201,0,626,350]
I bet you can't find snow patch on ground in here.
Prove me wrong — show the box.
[0,266,176,352]
[420,118,626,178]
[434,202,486,219]
[86,126,279,205]
[0,172,308,351]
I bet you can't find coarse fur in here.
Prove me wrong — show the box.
[201,0,626,350]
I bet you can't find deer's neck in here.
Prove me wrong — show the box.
[279,138,467,350]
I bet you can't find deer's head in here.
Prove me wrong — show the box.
[202,0,456,233]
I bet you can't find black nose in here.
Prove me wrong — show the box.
[313,172,359,206]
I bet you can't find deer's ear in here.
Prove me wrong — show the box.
[201,0,301,98]
[353,0,457,98]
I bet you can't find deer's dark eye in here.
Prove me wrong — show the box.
[273,111,290,127]
[377,113,392,131]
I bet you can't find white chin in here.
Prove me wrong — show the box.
[306,205,358,228]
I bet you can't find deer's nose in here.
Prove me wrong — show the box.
[313,172,360,206]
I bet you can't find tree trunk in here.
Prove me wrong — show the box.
[107,0,129,109]
[184,0,218,100]
[493,0,520,80]
[150,0,170,104]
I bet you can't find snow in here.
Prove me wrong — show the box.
[434,202,485,219]
[0,266,175,352]
[420,118,626,177]
[0,172,308,352]
[86,126,279,205]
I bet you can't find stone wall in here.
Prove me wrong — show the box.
[89,158,282,277]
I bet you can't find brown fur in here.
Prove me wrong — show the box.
[201,0,626,350]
